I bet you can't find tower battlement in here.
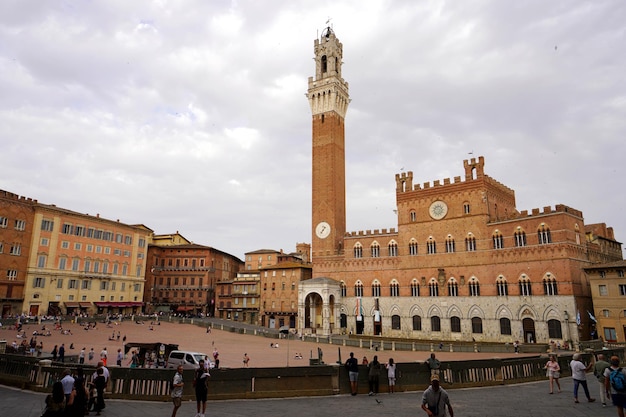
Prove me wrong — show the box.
[396,156,501,194]
[517,204,583,219]
[0,189,37,203]
[346,228,397,237]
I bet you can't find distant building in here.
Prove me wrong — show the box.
[585,260,626,343]
[146,234,243,316]
[259,246,311,330]
[22,199,152,316]
[219,246,312,328]
[302,27,623,344]
[0,190,36,317]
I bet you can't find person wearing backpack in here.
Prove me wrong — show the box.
[604,356,626,417]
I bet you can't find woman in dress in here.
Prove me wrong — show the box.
[544,354,561,394]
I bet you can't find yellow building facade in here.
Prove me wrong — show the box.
[23,204,153,317]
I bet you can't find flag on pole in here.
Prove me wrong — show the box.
[587,310,597,323]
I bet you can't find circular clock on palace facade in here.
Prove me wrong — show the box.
[315,221,331,239]
[429,201,448,220]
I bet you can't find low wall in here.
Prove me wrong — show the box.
[2,348,624,401]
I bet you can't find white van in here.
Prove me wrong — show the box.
[166,351,213,370]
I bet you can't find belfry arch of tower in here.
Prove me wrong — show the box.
[298,277,341,336]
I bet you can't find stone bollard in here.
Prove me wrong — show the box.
[38,359,52,386]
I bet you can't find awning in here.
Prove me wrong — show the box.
[176,306,194,312]
[94,302,144,308]
[79,302,92,308]
[64,302,80,308]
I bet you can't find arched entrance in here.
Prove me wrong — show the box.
[523,317,536,343]
[298,277,341,336]
[304,292,323,333]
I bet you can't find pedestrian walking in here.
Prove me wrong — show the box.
[544,354,561,394]
[594,353,611,406]
[171,365,184,417]
[422,374,454,417]
[570,353,596,403]
[116,348,123,366]
[604,355,626,417]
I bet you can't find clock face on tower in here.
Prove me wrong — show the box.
[315,221,331,239]
[429,201,448,220]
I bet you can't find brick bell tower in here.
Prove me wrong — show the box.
[307,27,350,259]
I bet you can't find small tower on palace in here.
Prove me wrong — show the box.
[307,26,350,259]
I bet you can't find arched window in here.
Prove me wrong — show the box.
[355,282,363,297]
[391,315,401,330]
[411,279,420,297]
[519,276,532,296]
[448,279,458,297]
[514,229,527,247]
[353,243,363,258]
[465,234,476,252]
[500,317,512,335]
[429,279,439,297]
[427,238,437,254]
[372,281,381,297]
[463,202,471,214]
[371,242,380,258]
[445,236,455,253]
[410,210,416,222]
[409,239,418,256]
[450,316,461,333]
[547,319,562,339]
[469,278,480,296]
[390,280,400,297]
[388,241,398,257]
[496,276,508,296]
[431,316,441,332]
[471,317,483,334]
[340,282,347,297]
[543,275,558,296]
[321,55,327,73]
[538,225,552,244]
[493,231,504,249]
[412,315,422,331]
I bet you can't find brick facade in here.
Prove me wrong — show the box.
[304,30,623,345]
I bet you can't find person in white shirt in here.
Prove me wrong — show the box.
[60,368,75,401]
[570,353,596,403]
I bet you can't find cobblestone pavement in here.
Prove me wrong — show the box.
[10,375,618,417]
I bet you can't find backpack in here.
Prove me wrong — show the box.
[610,368,626,392]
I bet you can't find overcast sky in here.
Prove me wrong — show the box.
[1,1,624,259]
